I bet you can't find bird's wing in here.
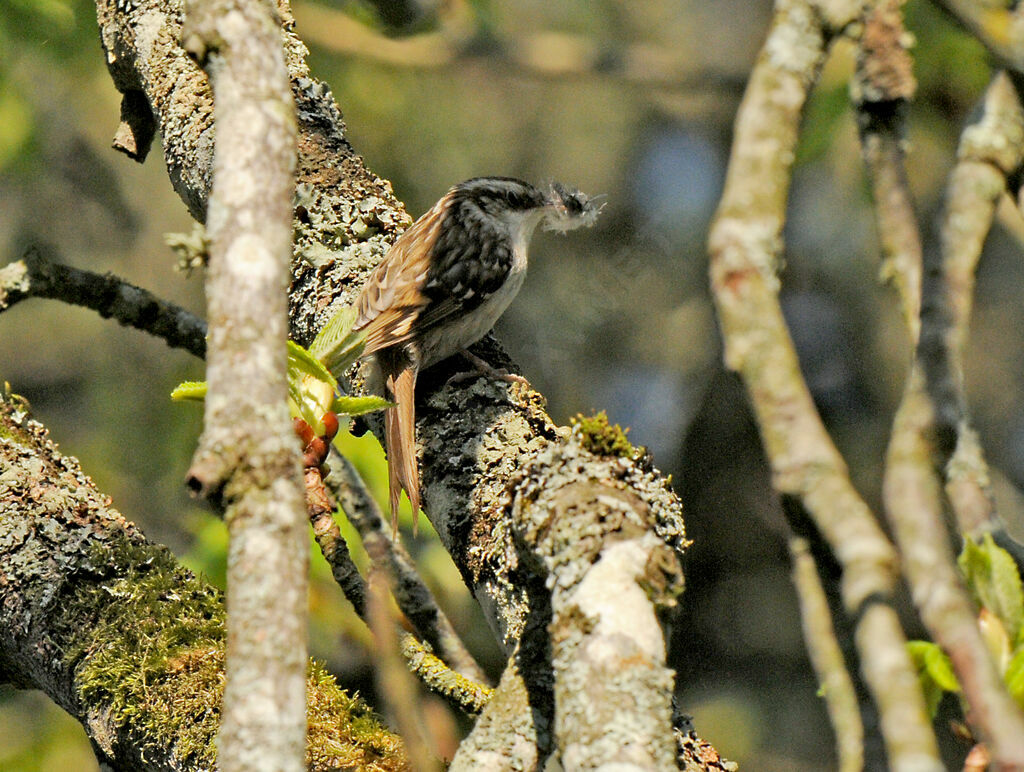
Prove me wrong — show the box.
[355,201,446,356]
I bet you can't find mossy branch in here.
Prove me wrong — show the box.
[0,393,407,770]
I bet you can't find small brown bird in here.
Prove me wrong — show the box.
[353,177,600,530]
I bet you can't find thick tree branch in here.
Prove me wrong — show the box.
[180,0,306,768]
[0,393,407,771]
[94,0,697,764]
[0,245,207,358]
[706,0,943,767]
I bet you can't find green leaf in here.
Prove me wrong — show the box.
[1006,646,1024,709]
[959,534,1024,644]
[923,643,960,692]
[908,640,959,718]
[332,394,393,417]
[308,305,367,377]
[171,381,207,401]
[287,340,338,392]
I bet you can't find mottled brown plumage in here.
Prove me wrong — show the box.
[354,177,600,532]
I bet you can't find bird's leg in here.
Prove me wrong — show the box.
[447,349,530,386]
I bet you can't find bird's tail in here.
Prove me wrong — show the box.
[384,360,420,535]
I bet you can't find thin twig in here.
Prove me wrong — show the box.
[367,571,443,772]
[925,72,1024,535]
[400,634,493,715]
[0,246,207,358]
[327,446,490,685]
[857,2,1024,755]
[789,538,863,772]
[707,0,942,767]
[882,71,1024,765]
[306,465,367,616]
[853,0,921,339]
[304,456,493,715]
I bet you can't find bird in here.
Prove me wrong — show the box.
[352,176,601,531]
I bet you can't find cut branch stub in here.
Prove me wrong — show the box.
[511,440,686,770]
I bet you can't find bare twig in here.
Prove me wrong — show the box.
[926,73,1024,535]
[853,0,920,338]
[790,537,863,772]
[856,1,1024,758]
[884,71,1024,765]
[707,0,942,767]
[180,0,306,769]
[303,450,493,715]
[0,245,207,357]
[327,447,489,684]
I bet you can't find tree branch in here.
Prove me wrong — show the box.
[326,447,489,684]
[0,245,207,358]
[304,456,493,715]
[0,392,407,771]
[789,537,863,772]
[707,0,943,767]
[179,0,306,768]
[94,0,698,764]
[883,70,1024,766]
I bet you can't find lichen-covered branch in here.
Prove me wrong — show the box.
[853,0,921,338]
[512,446,683,770]
[0,393,407,771]
[179,0,306,768]
[92,0,703,764]
[706,0,942,767]
[94,0,688,678]
[0,245,207,358]
[451,435,687,770]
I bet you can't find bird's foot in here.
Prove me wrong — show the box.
[448,349,529,386]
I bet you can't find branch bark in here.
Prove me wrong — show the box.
[179,0,306,768]
[93,0,695,766]
[0,392,407,771]
[886,70,1024,767]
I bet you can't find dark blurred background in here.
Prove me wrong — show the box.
[2,0,1022,768]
